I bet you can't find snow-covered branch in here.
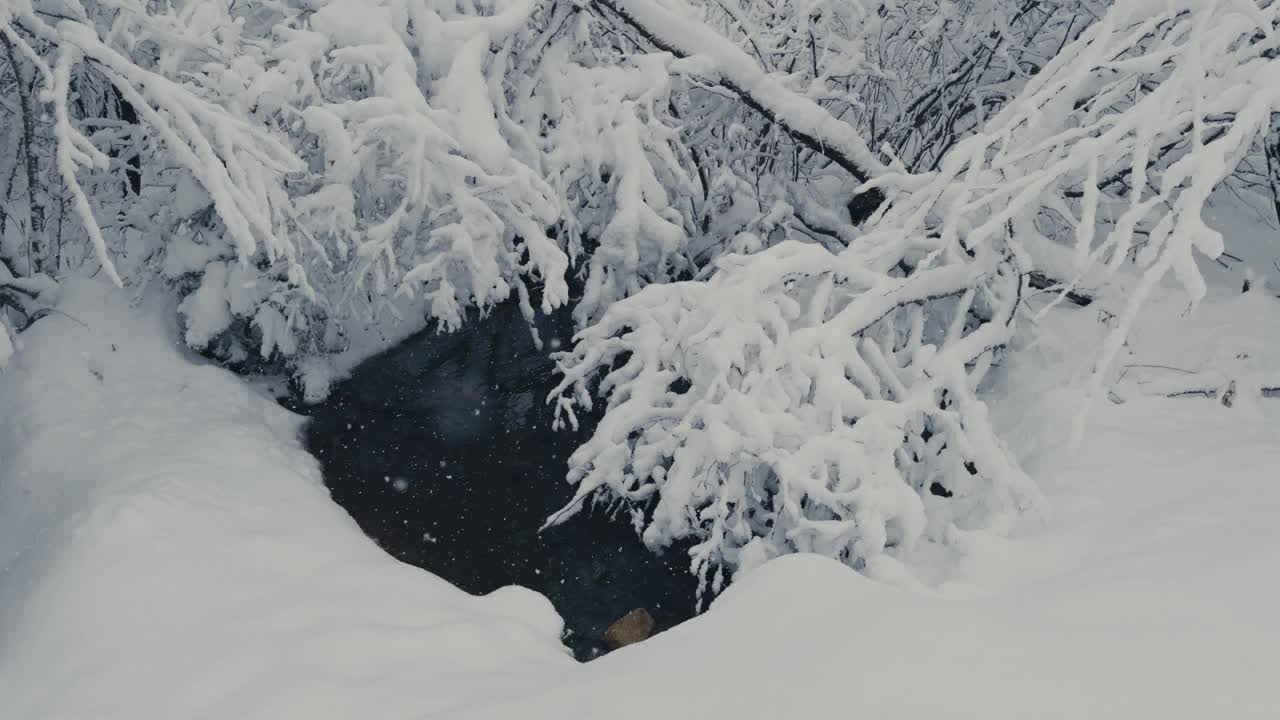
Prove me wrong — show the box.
[550,0,1280,591]
[591,0,890,220]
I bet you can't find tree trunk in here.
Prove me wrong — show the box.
[1,32,45,274]
[1264,114,1280,230]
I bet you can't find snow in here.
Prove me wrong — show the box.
[462,323,1280,719]
[177,259,233,349]
[0,281,572,720]
[2,277,1277,719]
[5,0,1279,714]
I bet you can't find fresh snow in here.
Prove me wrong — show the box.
[2,278,1278,719]
[463,294,1280,720]
[0,281,572,720]
[4,1,1279,716]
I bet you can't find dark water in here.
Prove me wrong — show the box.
[299,302,699,659]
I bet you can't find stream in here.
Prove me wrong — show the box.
[299,301,699,659]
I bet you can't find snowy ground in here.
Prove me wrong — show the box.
[0,282,572,720]
[2,278,1277,719]
[456,286,1280,719]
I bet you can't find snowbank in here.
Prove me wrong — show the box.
[2,281,1277,720]
[0,281,572,720]
[456,395,1280,719]
[454,288,1280,719]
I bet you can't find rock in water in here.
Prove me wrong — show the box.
[603,608,656,650]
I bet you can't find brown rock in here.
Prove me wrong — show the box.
[602,608,656,650]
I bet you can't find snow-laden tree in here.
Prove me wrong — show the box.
[0,0,1103,387]
[0,0,718,395]
[694,0,1102,170]
[6,0,1280,594]
[1,0,308,369]
[636,0,1103,243]
[550,0,1280,593]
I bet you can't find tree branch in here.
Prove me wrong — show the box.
[1027,271,1093,307]
[591,0,888,224]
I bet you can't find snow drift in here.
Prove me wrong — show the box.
[2,280,1278,719]
[0,281,572,720]
[462,286,1280,720]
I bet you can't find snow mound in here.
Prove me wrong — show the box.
[1116,288,1280,402]
[456,393,1280,719]
[454,293,1280,719]
[0,281,572,720]
[3,281,1277,720]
